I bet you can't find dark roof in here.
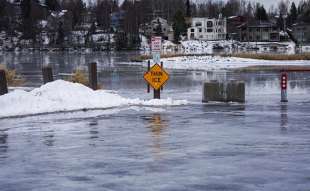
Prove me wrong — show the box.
[237,20,277,28]
[292,22,310,27]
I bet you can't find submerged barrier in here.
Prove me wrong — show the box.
[202,81,245,103]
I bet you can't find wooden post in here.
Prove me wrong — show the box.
[88,62,97,90]
[0,70,8,95]
[147,60,150,93]
[154,88,160,99]
[42,66,53,84]
[161,61,164,91]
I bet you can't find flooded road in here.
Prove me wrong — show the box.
[1,52,310,191]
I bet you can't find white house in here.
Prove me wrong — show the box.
[187,16,227,41]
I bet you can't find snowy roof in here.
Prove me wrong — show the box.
[292,22,310,27]
[51,10,68,18]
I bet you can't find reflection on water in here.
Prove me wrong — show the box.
[144,114,168,160]
[43,130,55,147]
[280,104,288,131]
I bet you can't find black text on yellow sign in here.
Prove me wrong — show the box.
[144,64,169,90]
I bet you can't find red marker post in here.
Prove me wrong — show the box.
[281,72,288,102]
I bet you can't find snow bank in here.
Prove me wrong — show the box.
[0,80,187,118]
[158,55,310,71]
[181,40,232,54]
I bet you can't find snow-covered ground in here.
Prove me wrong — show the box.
[0,80,187,118]
[142,55,310,71]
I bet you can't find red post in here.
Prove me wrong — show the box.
[281,72,288,102]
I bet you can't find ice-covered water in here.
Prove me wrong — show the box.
[0,52,310,191]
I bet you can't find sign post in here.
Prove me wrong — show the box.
[144,36,168,99]
[144,64,169,99]
[281,72,288,102]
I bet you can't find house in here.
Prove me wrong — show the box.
[45,10,73,46]
[238,21,280,42]
[291,22,310,44]
[140,17,174,41]
[226,16,247,40]
[111,10,125,32]
[187,15,227,41]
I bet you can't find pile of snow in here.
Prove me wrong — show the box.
[157,55,310,71]
[181,40,233,54]
[238,41,296,54]
[180,40,296,55]
[0,80,187,118]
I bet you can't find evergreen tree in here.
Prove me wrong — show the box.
[46,0,60,11]
[186,0,191,17]
[288,2,298,26]
[154,19,163,36]
[173,10,187,43]
[56,22,64,45]
[21,0,31,19]
[20,0,37,39]
[255,4,268,21]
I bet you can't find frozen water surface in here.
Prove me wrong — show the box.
[0,52,310,191]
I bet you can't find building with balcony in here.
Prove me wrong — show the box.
[187,16,227,41]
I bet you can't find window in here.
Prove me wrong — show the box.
[264,28,269,32]
[195,22,202,27]
[256,35,260,40]
[207,21,213,28]
[218,21,222,25]
[207,28,213,32]
[191,28,195,32]
[199,28,202,33]
[256,28,260,32]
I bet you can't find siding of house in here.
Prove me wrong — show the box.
[239,22,280,42]
[187,17,227,41]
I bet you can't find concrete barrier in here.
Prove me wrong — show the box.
[203,81,245,103]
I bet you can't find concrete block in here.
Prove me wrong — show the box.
[202,81,245,103]
[226,81,245,103]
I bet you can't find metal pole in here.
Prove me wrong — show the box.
[160,61,164,91]
[154,88,160,99]
[281,72,288,102]
[147,60,150,93]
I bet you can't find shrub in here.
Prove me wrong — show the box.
[0,64,24,86]
[70,69,89,86]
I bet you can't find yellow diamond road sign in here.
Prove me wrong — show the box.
[144,64,169,90]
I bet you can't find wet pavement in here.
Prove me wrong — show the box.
[0,52,310,191]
